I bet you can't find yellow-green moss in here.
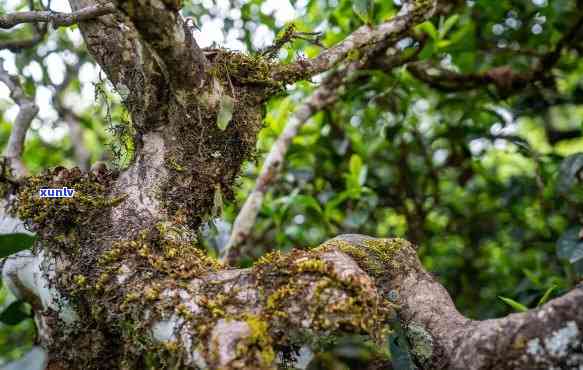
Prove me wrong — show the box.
[317,237,411,278]
[165,156,185,172]
[13,167,120,241]
[244,314,276,366]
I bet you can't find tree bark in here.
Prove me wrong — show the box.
[1,1,582,369]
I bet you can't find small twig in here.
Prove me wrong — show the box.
[221,70,345,264]
[0,0,48,52]
[0,3,115,29]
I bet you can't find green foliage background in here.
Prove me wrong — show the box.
[1,0,583,367]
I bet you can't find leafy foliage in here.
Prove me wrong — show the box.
[0,301,31,326]
[0,233,35,258]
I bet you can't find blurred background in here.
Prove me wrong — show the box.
[0,0,582,367]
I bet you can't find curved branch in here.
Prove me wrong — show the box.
[221,69,346,263]
[0,62,39,177]
[0,3,114,29]
[271,0,436,83]
[321,235,583,369]
[3,234,581,369]
[407,13,583,96]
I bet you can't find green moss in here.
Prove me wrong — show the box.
[347,49,361,61]
[13,167,120,241]
[406,322,433,364]
[317,237,411,278]
[165,156,185,172]
[210,49,282,88]
[244,314,276,366]
[295,258,329,274]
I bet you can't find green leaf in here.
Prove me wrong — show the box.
[556,227,583,264]
[348,154,367,187]
[439,14,460,39]
[417,39,436,60]
[292,195,322,214]
[0,300,32,326]
[417,21,439,40]
[216,94,235,131]
[0,233,36,258]
[352,0,374,24]
[537,285,557,307]
[498,296,528,312]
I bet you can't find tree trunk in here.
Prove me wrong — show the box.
[1,1,582,369]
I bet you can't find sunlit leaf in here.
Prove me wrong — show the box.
[216,95,235,131]
[439,14,460,38]
[537,285,557,307]
[352,0,374,24]
[498,296,528,312]
[417,21,439,40]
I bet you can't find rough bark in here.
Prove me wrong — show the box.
[3,232,582,369]
[0,3,115,29]
[1,0,581,369]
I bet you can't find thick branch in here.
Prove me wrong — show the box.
[115,0,208,91]
[3,234,581,369]
[321,235,583,369]
[3,236,392,369]
[68,0,160,119]
[0,3,115,29]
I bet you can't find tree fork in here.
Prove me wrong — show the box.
[3,0,582,369]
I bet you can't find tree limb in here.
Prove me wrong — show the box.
[407,13,583,96]
[3,234,582,369]
[52,62,91,171]
[0,3,115,29]
[221,68,346,264]
[114,0,208,92]
[0,61,39,178]
[271,0,436,83]
[223,39,428,264]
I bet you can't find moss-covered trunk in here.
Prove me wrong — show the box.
[3,1,582,369]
